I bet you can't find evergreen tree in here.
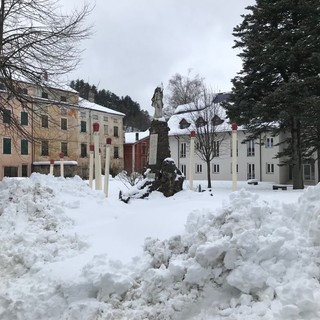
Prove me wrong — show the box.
[224,0,320,189]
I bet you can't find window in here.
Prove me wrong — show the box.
[104,124,108,135]
[41,114,48,128]
[196,164,202,173]
[61,118,67,130]
[61,142,68,156]
[247,140,255,156]
[113,118,118,123]
[80,111,86,118]
[211,115,224,126]
[60,96,67,102]
[61,108,67,115]
[81,143,87,158]
[247,163,255,179]
[114,126,119,137]
[114,146,119,158]
[41,140,49,156]
[212,164,220,173]
[18,88,28,95]
[21,111,28,126]
[266,163,274,174]
[22,165,28,177]
[196,117,207,127]
[179,119,190,129]
[213,141,220,157]
[81,121,87,133]
[41,92,48,99]
[196,141,202,151]
[92,114,98,120]
[103,116,108,122]
[142,143,147,155]
[3,138,11,154]
[3,109,11,124]
[265,137,274,148]
[0,82,6,91]
[181,164,186,176]
[3,166,18,177]
[180,142,186,158]
[21,139,28,155]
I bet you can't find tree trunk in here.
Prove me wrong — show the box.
[206,160,211,188]
[291,117,304,189]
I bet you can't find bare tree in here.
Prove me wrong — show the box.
[164,70,204,119]
[188,86,228,188]
[0,0,92,140]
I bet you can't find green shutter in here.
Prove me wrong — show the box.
[3,138,11,154]
[21,112,28,125]
[21,139,28,155]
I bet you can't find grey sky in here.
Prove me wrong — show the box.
[64,0,255,114]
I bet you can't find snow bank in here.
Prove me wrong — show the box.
[0,174,319,320]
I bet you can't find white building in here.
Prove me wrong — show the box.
[167,93,316,185]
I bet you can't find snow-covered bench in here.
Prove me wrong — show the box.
[247,179,258,185]
[272,184,287,190]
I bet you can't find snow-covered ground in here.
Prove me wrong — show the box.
[0,173,319,319]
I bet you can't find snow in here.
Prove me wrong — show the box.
[124,130,149,144]
[0,174,320,319]
[78,97,125,116]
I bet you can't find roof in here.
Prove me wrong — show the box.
[125,130,149,144]
[78,98,125,116]
[168,92,234,136]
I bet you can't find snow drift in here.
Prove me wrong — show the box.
[0,174,319,319]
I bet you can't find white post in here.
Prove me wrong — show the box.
[49,159,54,175]
[189,131,196,190]
[98,151,102,189]
[104,138,112,197]
[59,152,64,177]
[93,122,102,190]
[89,144,94,188]
[232,123,238,191]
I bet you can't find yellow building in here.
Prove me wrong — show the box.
[0,80,125,180]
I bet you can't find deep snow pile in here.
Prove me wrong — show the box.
[0,174,320,320]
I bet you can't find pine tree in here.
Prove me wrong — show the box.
[224,0,320,189]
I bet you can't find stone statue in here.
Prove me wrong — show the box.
[151,86,163,119]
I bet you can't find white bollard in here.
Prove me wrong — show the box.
[189,131,196,190]
[49,159,54,175]
[59,152,64,177]
[89,144,94,188]
[232,123,238,191]
[104,138,112,197]
[93,123,102,190]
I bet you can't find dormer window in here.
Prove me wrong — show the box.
[211,115,224,126]
[195,117,207,128]
[179,118,190,129]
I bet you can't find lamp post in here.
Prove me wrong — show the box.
[93,122,102,190]
[189,130,196,190]
[89,144,94,188]
[104,138,112,197]
[49,159,54,175]
[232,123,238,191]
[59,152,64,177]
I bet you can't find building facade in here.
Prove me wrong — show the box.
[124,131,149,174]
[0,80,125,180]
[167,95,318,185]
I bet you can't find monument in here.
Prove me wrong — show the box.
[147,86,184,197]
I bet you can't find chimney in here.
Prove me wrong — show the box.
[88,89,95,102]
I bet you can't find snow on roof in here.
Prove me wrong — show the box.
[78,97,125,116]
[168,92,244,135]
[125,130,149,144]
[168,105,229,136]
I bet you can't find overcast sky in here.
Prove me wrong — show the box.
[63,0,255,114]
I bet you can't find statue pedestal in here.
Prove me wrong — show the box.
[147,119,184,197]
